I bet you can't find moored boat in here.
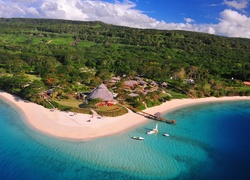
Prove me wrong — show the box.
[147,124,159,134]
[132,136,144,140]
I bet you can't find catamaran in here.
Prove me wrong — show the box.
[147,124,159,134]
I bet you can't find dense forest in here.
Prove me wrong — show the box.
[0,18,250,111]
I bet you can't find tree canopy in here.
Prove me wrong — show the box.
[0,18,249,103]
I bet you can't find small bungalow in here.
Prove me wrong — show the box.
[39,89,54,99]
[108,76,121,85]
[150,81,158,87]
[243,81,250,86]
[123,80,139,89]
[134,76,143,81]
[111,76,121,81]
[47,89,54,96]
[184,79,195,84]
[108,79,117,85]
[161,82,168,87]
[138,80,147,86]
[39,92,51,99]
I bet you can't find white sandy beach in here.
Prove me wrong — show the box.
[0,91,250,140]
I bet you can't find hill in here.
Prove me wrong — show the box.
[0,18,249,111]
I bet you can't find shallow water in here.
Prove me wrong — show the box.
[0,99,250,179]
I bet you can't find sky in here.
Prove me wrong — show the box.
[0,0,250,38]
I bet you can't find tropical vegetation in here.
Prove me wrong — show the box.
[0,18,249,114]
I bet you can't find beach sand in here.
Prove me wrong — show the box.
[1,91,250,140]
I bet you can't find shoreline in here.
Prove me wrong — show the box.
[1,91,250,141]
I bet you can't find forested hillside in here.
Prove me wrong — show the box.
[0,18,250,110]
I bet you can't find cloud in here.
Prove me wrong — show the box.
[0,0,249,38]
[216,9,250,37]
[184,18,195,23]
[224,0,248,10]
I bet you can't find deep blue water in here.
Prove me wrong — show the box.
[0,98,250,179]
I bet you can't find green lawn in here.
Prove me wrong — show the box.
[233,86,250,91]
[167,89,188,99]
[53,98,83,108]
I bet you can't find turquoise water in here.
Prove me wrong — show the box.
[0,99,250,179]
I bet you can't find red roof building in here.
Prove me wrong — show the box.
[243,81,250,86]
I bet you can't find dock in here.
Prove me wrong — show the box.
[125,105,176,125]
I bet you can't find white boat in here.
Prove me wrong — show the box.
[147,131,155,134]
[163,133,170,137]
[147,124,159,134]
[132,136,144,140]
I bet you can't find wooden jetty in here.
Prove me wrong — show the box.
[125,105,176,125]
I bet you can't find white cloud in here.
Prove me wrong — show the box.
[224,0,248,10]
[26,7,40,16]
[216,9,250,38]
[184,18,195,23]
[0,0,249,38]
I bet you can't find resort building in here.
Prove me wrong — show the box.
[123,80,139,89]
[161,82,168,87]
[87,84,114,106]
[243,81,250,86]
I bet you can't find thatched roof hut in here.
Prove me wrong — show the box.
[150,81,158,86]
[123,80,139,89]
[161,82,168,87]
[87,84,114,101]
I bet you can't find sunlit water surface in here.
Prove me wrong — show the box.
[0,99,250,179]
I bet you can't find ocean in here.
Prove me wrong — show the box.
[0,98,250,179]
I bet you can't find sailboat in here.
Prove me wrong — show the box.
[147,124,159,134]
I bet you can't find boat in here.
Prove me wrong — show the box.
[147,131,155,134]
[132,136,144,140]
[147,124,159,134]
[163,133,170,137]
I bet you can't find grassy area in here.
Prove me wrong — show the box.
[232,86,250,91]
[53,98,83,108]
[167,89,188,99]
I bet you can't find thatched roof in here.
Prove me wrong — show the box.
[150,81,158,86]
[154,112,162,117]
[123,80,138,87]
[88,84,114,101]
[161,82,168,87]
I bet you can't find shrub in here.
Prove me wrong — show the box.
[133,101,146,110]
[245,90,250,96]
[88,98,103,106]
